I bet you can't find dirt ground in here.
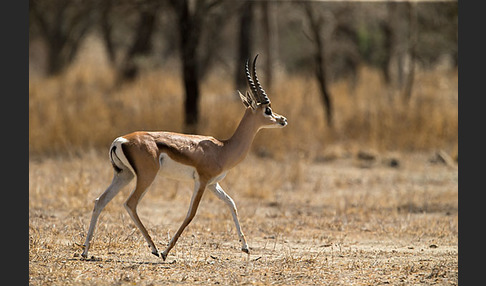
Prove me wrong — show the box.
[29,150,458,285]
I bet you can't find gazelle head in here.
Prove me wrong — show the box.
[238,55,288,129]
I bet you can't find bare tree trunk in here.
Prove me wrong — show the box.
[379,20,392,85]
[99,1,159,82]
[100,0,116,65]
[169,0,223,133]
[261,1,276,89]
[179,1,200,133]
[120,6,158,81]
[402,1,417,103]
[388,2,406,91]
[170,0,218,133]
[382,1,399,87]
[235,0,253,92]
[198,6,230,82]
[304,3,333,128]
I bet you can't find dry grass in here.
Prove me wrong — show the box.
[29,38,457,284]
[29,151,457,285]
[29,38,458,158]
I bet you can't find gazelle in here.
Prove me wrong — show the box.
[81,55,287,260]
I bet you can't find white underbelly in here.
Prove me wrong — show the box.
[158,153,229,185]
[158,153,197,182]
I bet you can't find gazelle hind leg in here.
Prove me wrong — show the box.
[123,168,159,257]
[208,183,249,254]
[82,169,134,258]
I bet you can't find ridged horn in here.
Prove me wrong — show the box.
[251,54,270,104]
[245,58,259,104]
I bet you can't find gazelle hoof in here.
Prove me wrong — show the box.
[161,251,167,261]
[241,247,250,254]
[152,250,159,257]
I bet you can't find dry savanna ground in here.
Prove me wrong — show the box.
[29,38,457,284]
[29,150,457,285]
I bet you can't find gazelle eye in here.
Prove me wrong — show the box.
[265,107,272,115]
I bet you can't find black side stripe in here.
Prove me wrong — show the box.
[121,142,137,175]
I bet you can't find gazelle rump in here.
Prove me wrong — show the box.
[81,55,287,260]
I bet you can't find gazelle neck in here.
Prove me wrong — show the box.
[222,108,261,169]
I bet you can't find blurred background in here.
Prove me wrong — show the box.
[29,0,458,160]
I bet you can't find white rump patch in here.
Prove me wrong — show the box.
[111,137,136,175]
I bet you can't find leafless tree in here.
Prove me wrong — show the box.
[98,0,161,82]
[261,1,278,90]
[303,2,333,128]
[29,0,96,75]
[168,0,222,133]
[235,0,254,92]
[402,1,417,103]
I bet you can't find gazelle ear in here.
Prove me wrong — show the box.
[237,90,257,110]
[237,90,250,108]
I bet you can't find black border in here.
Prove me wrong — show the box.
[7,0,29,283]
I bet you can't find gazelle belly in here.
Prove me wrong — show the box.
[158,153,197,182]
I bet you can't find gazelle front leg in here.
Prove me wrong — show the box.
[208,183,249,254]
[161,178,207,261]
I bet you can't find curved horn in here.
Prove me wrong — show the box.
[252,54,270,104]
[245,59,259,103]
